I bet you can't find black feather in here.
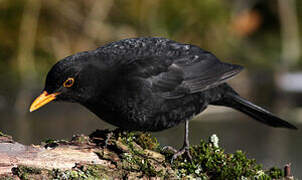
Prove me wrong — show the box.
[211,86,297,130]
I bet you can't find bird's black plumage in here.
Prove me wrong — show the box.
[30,37,297,160]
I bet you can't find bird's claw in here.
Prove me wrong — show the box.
[163,145,192,163]
[103,132,113,148]
[162,146,178,153]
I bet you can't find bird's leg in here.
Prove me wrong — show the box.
[172,120,192,162]
[163,120,192,163]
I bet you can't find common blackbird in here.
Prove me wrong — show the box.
[30,37,297,161]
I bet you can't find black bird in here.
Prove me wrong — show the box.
[30,37,297,160]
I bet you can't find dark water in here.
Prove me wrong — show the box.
[1,100,301,178]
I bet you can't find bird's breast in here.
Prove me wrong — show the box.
[84,91,209,132]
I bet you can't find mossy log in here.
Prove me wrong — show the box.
[0,130,295,179]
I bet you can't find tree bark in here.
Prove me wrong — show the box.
[0,130,176,179]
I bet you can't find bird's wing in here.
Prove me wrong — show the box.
[175,52,243,94]
[123,53,243,99]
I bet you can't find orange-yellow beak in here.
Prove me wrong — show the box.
[29,91,61,112]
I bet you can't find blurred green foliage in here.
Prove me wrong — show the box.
[0,0,301,84]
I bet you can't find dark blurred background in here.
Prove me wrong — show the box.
[0,0,302,177]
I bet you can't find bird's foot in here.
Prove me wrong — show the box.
[103,132,113,148]
[163,145,192,163]
[162,146,177,153]
[171,145,192,163]
[89,129,113,148]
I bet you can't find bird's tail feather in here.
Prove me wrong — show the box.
[215,92,297,129]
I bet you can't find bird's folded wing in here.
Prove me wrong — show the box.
[181,61,243,93]
[122,54,243,99]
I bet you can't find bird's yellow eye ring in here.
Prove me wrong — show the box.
[63,78,74,88]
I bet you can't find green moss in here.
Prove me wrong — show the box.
[42,138,57,144]
[0,131,9,137]
[115,130,159,151]
[267,167,284,179]
[13,165,41,175]
[53,163,126,179]
[52,164,105,179]
[41,138,69,148]
[163,137,287,179]
[121,152,162,177]
[110,130,167,177]
[0,176,14,180]
[119,143,161,176]
[71,134,90,144]
[12,165,50,180]
[7,130,292,179]
[134,132,160,151]
[94,130,290,179]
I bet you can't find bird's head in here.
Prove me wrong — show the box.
[30,51,112,112]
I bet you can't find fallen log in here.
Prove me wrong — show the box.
[0,130,294,179]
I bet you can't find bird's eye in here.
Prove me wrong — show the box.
[63,78,74,88]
